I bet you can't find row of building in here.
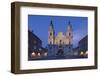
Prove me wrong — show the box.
[28,30,48,60]
[73,35,88,58]
[28,29,88,60]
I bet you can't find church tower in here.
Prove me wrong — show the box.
[66,21,73,45]
[48,20,55,45]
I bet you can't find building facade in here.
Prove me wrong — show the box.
[28,30,47,60]
[48,21,73,56]
[78,35,88,57]
[72,35,88,57]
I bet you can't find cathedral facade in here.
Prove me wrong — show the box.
[47,21,73,56]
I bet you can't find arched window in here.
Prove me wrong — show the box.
[50,32,52,36]
[60,40,62,44]
[69,32,71,36]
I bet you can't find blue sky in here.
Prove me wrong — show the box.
[28,15,88,48]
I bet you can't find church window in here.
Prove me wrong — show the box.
[69,41,71,44]
[50,32,52,36]
[63,42,64,45]
[60,40,62,43]
[69,33,71,36]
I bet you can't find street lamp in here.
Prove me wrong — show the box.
[38,53,41,56]
[32,52,36,56]
[80,51,84,56]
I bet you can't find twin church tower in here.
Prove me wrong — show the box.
[48,20,73,46]
[48,20,73,56]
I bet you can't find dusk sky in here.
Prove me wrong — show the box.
[28,15,88,48]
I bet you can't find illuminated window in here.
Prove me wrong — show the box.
[69,32,71,36]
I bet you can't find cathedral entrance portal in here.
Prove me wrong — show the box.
[56,44,64,56]
[57,48,64,56]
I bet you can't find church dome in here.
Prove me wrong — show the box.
[58,32,63,36]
